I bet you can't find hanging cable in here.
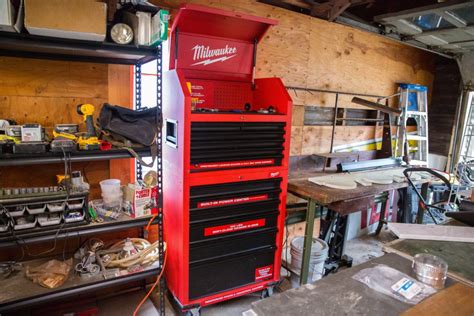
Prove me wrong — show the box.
[133,224,167,316]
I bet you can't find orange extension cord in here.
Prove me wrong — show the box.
[133,214,167,316]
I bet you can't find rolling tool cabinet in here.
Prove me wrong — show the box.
[162,4,292,313]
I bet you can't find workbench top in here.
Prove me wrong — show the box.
[248,253,456,316]
[288,169,419,206]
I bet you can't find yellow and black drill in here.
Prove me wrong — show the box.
[77,104,101,151]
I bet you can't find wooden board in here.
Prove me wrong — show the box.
[402,283,474,316]
[383,239,474,287]
[387,223,474,243]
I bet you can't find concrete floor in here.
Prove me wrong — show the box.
[344,229,396,266]
[99,230,396,315]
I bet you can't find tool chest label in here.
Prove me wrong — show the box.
[178,34,253,74]
[191,159,275,170]
[197,194,268,209]
[204,219,266,236]
[255,265,273,281]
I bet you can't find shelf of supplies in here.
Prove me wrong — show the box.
[0,31,160,65]
[0,214,157,248]
[0,147,152,167]
[0,258,161,312]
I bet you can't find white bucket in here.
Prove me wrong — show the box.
[100,179,121,194]
[289,237,328,288]
[102,192,123,208]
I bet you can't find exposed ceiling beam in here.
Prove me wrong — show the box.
[308,0,373,21]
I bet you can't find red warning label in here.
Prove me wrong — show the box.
[255,265,273,281]
[204,219,266,236]
[191,159,275,170]
[197,194,268,209]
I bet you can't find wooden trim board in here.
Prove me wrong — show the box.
[401,283,474,316]
[387,223,474,243]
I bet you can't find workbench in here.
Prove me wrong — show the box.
[248,253,461,316]
[287,170,426,284]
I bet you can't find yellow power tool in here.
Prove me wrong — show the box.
[77,104,101,151]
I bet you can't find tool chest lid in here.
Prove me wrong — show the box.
[170,4,277,43]
[169,4,277,79]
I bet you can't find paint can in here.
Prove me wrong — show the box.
[289,237,328,288]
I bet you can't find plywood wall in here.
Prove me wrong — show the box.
[156,0,436,156]
[0,58,129,197]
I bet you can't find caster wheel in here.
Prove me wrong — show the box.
[183,307,201,316]
[260,287,274,299]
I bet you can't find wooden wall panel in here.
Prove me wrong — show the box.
[0,57,110,199]
[108,64,135,184]
[0,162,108,198]
[0,57,107,99]
[0,96,107,136]
[301,125,383,155]
[154,0,436,156]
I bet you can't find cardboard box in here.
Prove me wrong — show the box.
[24,0,106,41]
[124,185,158,218]
[150,9,169,47]
[0,0,23,33]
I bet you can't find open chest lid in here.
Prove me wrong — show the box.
[169,4,277,81]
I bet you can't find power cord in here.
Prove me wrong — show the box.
[6,149,73,258]
[133,217,167,316]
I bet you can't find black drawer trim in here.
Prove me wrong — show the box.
[190,122,286,169]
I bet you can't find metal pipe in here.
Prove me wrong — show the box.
[449,87,471,172]
[286,86,386,98]
[329,93,339,155]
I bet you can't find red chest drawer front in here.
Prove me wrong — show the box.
[189,246,276,300]
[189,227,278,263]
[190,178,282,220]
[190,122,285,172]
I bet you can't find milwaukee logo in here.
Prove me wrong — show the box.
[191,44,237,66]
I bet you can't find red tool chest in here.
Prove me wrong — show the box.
[163,4,292,312]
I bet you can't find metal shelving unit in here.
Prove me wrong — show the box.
[0,147,153,166]
[0,31,165,314]
[0,214,158,248]
[0,31,160,65]
[0,260,161,313]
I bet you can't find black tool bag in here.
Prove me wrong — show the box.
[98,103,160,167]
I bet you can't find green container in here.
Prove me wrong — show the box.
[150,9,169,47]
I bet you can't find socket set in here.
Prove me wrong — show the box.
[0,186,64,198]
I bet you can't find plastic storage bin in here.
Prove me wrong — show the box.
[37,213,62,227]
[13,215,37,230]
[6,205,25,217]
[47,202,66,212]
[26,203,46,215]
